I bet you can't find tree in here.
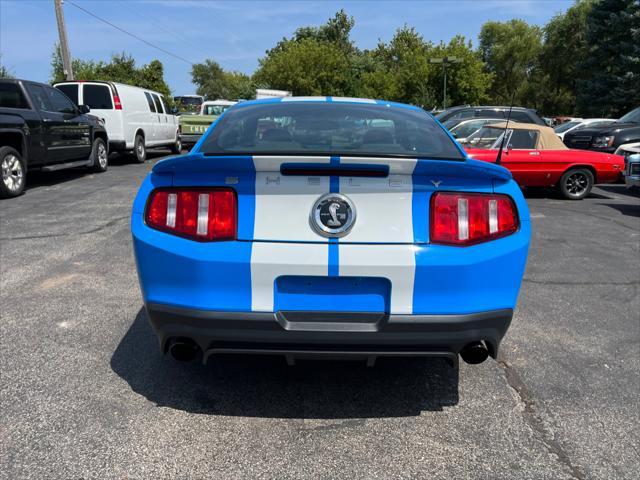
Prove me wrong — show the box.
[254,10,356,96]
[50,47,172,100]
[479,20,543,105]
[0,55,14,78]
[430,35,493,108]
[191,59,255,100]
[530,0,594,115]
[576,0,640,116]
[254,38,351,96]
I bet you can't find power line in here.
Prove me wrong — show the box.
[66,0,194,66]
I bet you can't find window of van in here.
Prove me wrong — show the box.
[152,94,163,113]
[144,92,156,112]
[55,84,78,105]
[84,84,112,109]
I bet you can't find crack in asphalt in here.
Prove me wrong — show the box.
[0,216,128,241]
[523,278,640,286]
[498,359,587,480]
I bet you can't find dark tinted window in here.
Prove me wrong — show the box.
[0,82,29,109]
[200,102,464,159]
[475,109,505,119]
[144,92,156,112]
[46,87,76,113]
[159,96,169,114]
[152,94,163,113]
[26,84,51,111]
[83,84,112,109]
[509,129,538,149]
[448,109,475,121]
[54,84,78,105]
[510,111,534,123]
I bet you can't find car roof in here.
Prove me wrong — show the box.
[488,121,568,150]
[202,99,237,106]
[230,96,423,111]
[445,105,533,112]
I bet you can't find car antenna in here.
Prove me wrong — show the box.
[495,92,516,165]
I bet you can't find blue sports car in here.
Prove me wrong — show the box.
[131,97,530,367]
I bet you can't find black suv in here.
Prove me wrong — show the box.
[562,107,640,153]
[0,79,109,198]
[435,105,546,126]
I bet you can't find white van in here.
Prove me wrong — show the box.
[54,81,181,162]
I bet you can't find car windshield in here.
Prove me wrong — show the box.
[199,102,464,159]
[203,104,230,116]
[463,126,506,148]
[618,107,640,123]
[554,121,580,133]
[175,96,202,106]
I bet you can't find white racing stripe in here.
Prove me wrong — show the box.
[251,242,329,311]
[252,156,330,242]
[339,244,416,314]
[339,175,414,243]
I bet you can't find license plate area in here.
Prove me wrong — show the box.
[274,276,391,314]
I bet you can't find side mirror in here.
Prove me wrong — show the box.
[171,106,178,114]
[78,104,90,114]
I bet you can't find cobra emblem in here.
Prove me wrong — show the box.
[327,202,341,226]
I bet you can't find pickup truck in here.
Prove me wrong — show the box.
[0,78,109,198]
[179,99,236,147]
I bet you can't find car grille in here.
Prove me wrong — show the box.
[568,135,592,149]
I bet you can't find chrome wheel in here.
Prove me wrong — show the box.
[136,142,145,158]
[97,143,108,168]
[564,171,589,197]
[2,154,24,193]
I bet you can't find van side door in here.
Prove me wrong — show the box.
[151,93,169,142]
[159,95,176,142]
[143,92,158,144]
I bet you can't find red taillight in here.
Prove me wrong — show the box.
[113,94,122,110]
[430,192,518,246]
[145,188,237,241]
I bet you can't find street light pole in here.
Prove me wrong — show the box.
[54,0,74,80]
[429,56,462,110]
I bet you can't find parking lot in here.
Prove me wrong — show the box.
[1,153,638,479]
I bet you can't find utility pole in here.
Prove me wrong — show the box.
[429,56,462,110]
[54,0,74,80]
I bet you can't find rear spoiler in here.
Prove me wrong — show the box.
[152,153,512,181]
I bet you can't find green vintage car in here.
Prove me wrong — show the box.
[179,100,237,146]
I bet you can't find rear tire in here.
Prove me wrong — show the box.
[170,136,182,155]
[0,146,26,198]
[134,134,146,163]
[90,137,108,173]
[559,168,594,200]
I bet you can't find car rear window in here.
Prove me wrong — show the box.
[0,82,29,109]
[55,84,79,105]
[83,84,112,109]
[200,102,464,159]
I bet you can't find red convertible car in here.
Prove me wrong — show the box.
[463,122,624,199]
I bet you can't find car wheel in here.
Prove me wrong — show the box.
[134,134,146,163]
[170,136,182,155]
[559,168,594,200]
[0,146,26,198]
[90,138,108,173]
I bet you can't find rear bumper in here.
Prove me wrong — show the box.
[146,302,513,359]
[179,134,202,145]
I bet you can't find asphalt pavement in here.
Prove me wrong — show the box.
[1,152,639,479]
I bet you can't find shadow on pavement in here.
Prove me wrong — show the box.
[598,203,640,217]
[111,308,460,418]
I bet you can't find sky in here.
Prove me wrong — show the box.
[0,0,575,95]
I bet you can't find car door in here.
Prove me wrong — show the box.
[151,93,170,142]
[143,92,158,144]
[499,129,547,186]
[44,86,91,161]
